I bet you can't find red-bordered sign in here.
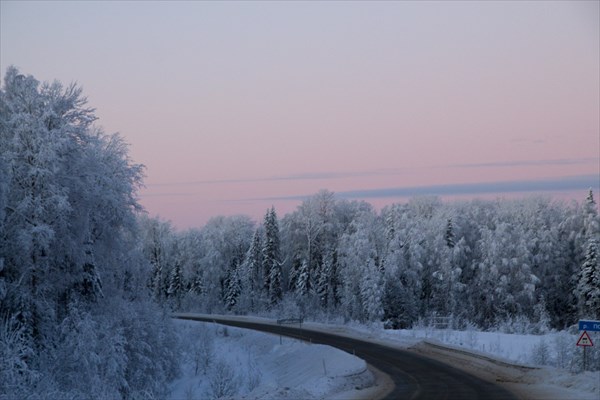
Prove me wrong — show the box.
[577,331,594,347]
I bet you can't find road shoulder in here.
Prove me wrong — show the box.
[409,341,599,400]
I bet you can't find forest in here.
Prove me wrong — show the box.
[143,188,599,332]
[1,69,598,398]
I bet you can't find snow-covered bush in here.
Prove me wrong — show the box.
[120,302,180,398]
[530,339,551,366]
[552,332,574,370]
[465,326,479,349]
[245,358,262,392]
[275,293,303,319]
[191,325,214,376]
[208,359,240,399]
[497,316,535,334]
[0,314,35,398]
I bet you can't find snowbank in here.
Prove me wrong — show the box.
[169,319,373,400]
[239,341,373,399]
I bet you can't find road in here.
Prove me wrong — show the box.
[174,314,518,400]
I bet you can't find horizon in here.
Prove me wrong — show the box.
[141,183,597,231]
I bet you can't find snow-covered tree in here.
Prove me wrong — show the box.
[0,67,178,398]
[139,216,174,302]
[262,207,282,305]
[360,260,384,321]
[167,259,183,309]
[338,206,383,322]
[316,250,337,308]
[224,259,242,311]
[445,218,456,248]
[380,205,421,326]
[294,259,309,296]
[533,295,551,334]
[576,238,600,319]
[268,261,283,306]
[583,189,599,238]
[191,215,253,312]
[244,229,263,296]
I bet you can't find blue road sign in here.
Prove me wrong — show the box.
[579,320,600,332]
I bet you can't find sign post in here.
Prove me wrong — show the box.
[578,320,598,371]
[276,317,304,345]
[576,330,594,371]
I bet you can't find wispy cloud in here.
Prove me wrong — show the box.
[145,177,263,187]
[269,171,374,181]
[509,138,547,144]
[258,174,599,202]
[448,157,598,169]
[144,168,407,188]
[145,157,597,189]
[337,174,599,200]
[138,191,201,197]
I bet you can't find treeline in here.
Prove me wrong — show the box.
[145,190,599,331]
[0,69,179,398]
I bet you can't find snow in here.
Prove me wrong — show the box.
[239,341,373,399]
[169,319,373,400]
[300,321,600,400]
[172,314,600,400]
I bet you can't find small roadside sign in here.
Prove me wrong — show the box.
[578,320,600,332]
[577,331,594,347]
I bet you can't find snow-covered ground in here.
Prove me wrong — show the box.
[299,320,600,400]
[171,315,600,400]
[169,319,375,400]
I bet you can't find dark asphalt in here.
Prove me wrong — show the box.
[174,314,518,400]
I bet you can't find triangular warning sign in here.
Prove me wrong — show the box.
[577,331,594,347]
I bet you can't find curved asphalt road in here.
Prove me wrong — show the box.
[174,314,517,400]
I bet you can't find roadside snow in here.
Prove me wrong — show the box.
[238,341,373,400]
[169,319,374,400]
[172,314,599,400]
[300,320,600,400]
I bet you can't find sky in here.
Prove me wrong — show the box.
[1,1,599,229]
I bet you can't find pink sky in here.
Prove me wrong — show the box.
[1,1,598,229]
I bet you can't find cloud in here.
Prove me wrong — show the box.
[145,169,403,188]
[138,191,201,197]
[145,157,597,189]
[142,174,598,202]
[337,175,599,199]
[268,171,373,181]
[260,174,599,201]
[448,157,598,169]
[145,178,261,187]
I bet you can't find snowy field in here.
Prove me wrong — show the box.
[172,314,599,400]
[169,320,374,400]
